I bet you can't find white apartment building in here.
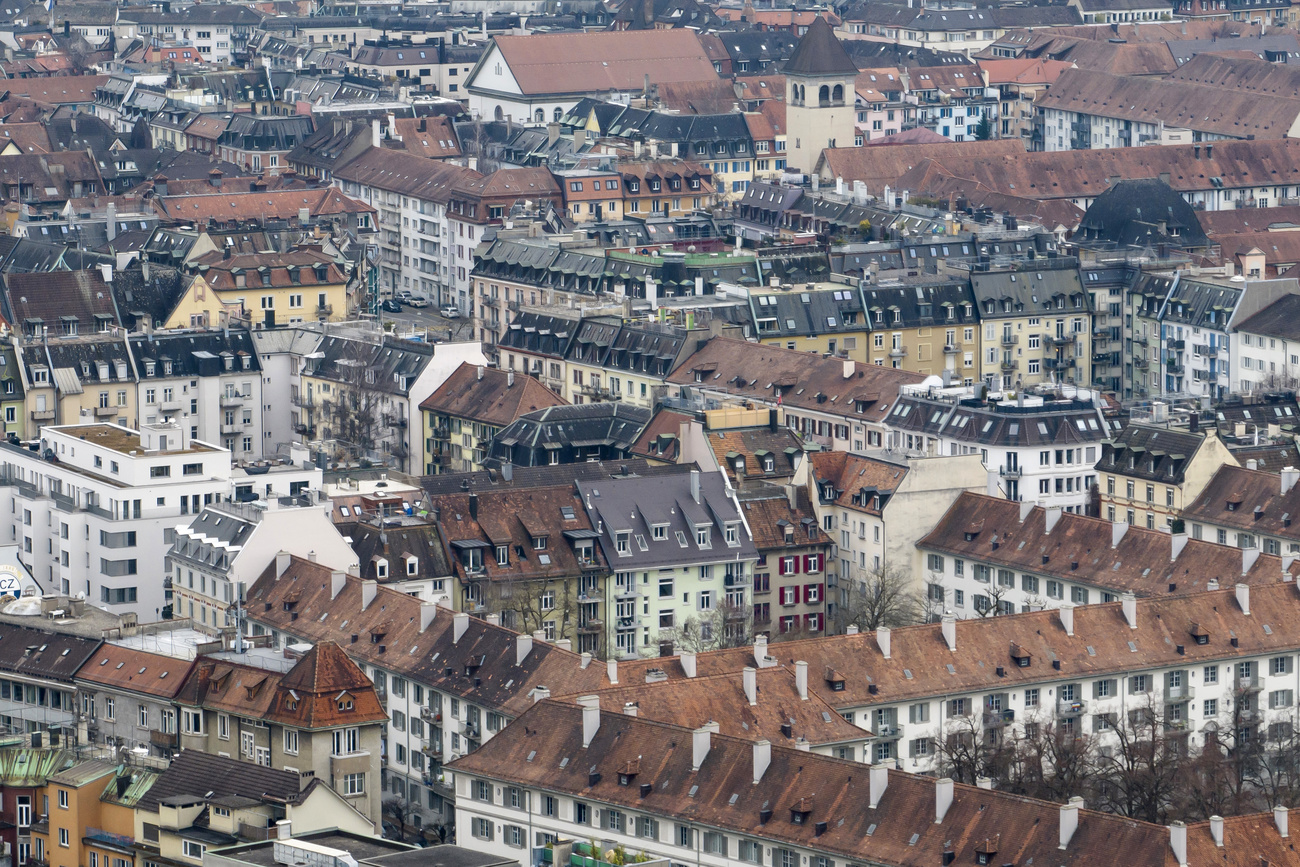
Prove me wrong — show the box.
[130,331,268,459]
[168,496,357,629]
[0,422,230,618]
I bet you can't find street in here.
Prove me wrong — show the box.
[377,304,477,342]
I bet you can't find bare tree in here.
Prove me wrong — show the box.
[315,340,395,468]
[382,795,417,841]
[480,575,581,647]
[1093,698,1189,824]
[662,599,753,653]
[833,561,925,633]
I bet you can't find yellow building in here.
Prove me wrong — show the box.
[421,363,566,474]
[861,282,983,379]
[182,247,351,326]
[18,337,137,433]
[1097,423,1239,530]
[0,343,26,439]
[32,760,119,867]
[749,282,872,360]
[971,265,1093,389]
[161,274,254,331]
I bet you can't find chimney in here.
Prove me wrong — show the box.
[580,652,592,669]
[1284,466,1300,494]
[1249,459,1260,471]
[680,651,697,677]
[1043,507,1062,534]
[517,633,533,665]
[752,739,771,783]
[795,660,808,699]
[1059,602,1075,636]
[1112,521,1128,548]
[507,370,514,387]
[477,366,484,381]
[843,358,854,379]
[106,202,116,242]
[1210,815,1224,847]
[877,626,891,658]
[1277,805,1290,838]
[1208,578,1220,591]
[976,778,993,790]
[846,625,859,635]
[330,571,346,600]
[1236,582,1251,615]
[623,702,638,716]
[1169,821,1188,867]
[533,686,551,704]
[941,615,957,651]
[869,764,889,807]
[276,820,292,841]
[692,726,711,770]
[453,612,470,643]
[690,468,701,504]
[371,118,382,148]
[419,602,438,632]
[486,614,500,627]
[1121,591,1138,629]
[582,698,600,747]
[607,658,619,684]
[795,738,810,752]
[935,778,954,823]
[1059,797,1082,849]
[275,551,291,577]
[1243,547,1261,575]
[743,666,757,705]
[754,635,771,667]
[1019,500,1034,522]
[1171,533,1188,561]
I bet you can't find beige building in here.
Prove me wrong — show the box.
[784,19,859,175]
[971,263,1093,389]
[1097,422,1239,530]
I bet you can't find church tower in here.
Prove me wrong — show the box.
[783,17,859,176]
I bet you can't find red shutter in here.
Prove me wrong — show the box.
[793,585,802,604]
[777,558,788,576]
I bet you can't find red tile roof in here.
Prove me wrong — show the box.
[490,30,719,97]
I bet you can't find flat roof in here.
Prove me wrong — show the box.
[220,832,414,867]
[49,424,217,456]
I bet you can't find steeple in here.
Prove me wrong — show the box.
[784,17,858,77]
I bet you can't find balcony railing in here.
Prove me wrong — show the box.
[1058,698,1086,716]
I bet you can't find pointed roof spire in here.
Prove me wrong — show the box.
[784,17,858,77]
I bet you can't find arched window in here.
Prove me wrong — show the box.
[818,85,830,107]
[554,107,563,122]
[494,106,504,121]
[534,108,544,123]
[797,84,806,104]
[832,84,844,105]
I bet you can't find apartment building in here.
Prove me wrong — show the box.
[737,484,830,637]
[562,318,731,410]
[168,498,358,630]
[1158,274,1245,401]
[1096,422,1238,530]
[861,281,980,377]
[174,641,388,827]
[667,337,923,452]
[746,283,870,360]
[803,449,987,594]
[0,423,230,616]
[449,696,1299,867]
[243,558,611,828]
[1230,292,1300,394]
[340,518,454,604]
[918,492,1297,617]
[74,645,196,758]
[970,261,1093,389]
[578,467,757,658]
[0,625,97,737]
[421,365,566,475]
[884,383,1111,510]
[128,331,266,459]
[184,247,351,327]
[17,335,135,436]
[1183,463,1300,554]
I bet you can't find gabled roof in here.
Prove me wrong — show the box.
[1098,422,1212,485]
[420,363,566,426]
[785,17,857,76]
[136,749,301,813]
[1234,293,1300,341]
[486,30,718,97]
[75,645,193,699]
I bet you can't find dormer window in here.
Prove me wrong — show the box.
[822,483,835,500]
[532,535,547,551]
[652,524,667,541]
[337,694,354,711]
[375,558,388,579]
[496,545,508,566]
[725,523,739,546]
[616,531,631,555]
[145,362,155,376]
[406,556,418,576]
[163,361,172,376]
[696,527,711,548]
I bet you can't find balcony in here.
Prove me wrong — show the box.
[220,393,244,408]
[150,730,179,749]
[1000,333,1019,346]
[1236,675,1264,693]
[220,422,244,435]
[1133,357,1149,370]
[94,405,118,418]
[420,706,442,723]
[998,465,1022,479]
[1132,335,1148,346]
[983,709,1015,727]
[159,398,183,412]
[1048,332,1077,346]
[1057,698,1087,716]
[888,346,907,359]
[383,414,408,428]
[1166,362,1185,375]
[1000,360,1018,372]
[1193,344,1213,357]
[420,738,442,756]
[615,616,641,631]
[430,425,450,440]
[577,617,603,634]
[1167,338,1186,350]
[1044,357,1076,371]
[943,343,962,354]
[614,585,637,600]
[30,409,55,421]
[316,304,333,317]
[1164,683,1195,703]
[423,773,455,796]
[293,423,316,437]
[290,394,314,409]
[874,721,904,740]
[577,383,620,401]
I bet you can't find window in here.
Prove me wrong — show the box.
[1204,665,1219,684]
[57,790,68,809]
[342,773,365,796]
[284,729,299,754]
[472,818,493,840]
[183,842,206,860]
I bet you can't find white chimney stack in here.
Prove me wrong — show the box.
[453,612,469,643]
[795,660,808,699]
[582,698,600,747]
[752,739,771,784]
[1209,815,1224,847]
[1059,797,1083,850]
[681,651,697,678]
[869,764,888,808]
[1169,821,1188,867]
[419,602,438,632]
[846,624,859,635]
[533,686,550,704]
[1284,466,1300,494]
[1171,532,1188,561]
[941,615,957,651]
[607,658,619,684]
[1043,506,1062,534]
[1121,591,1138,629]
[623,702,638,716]
[1243,547,1261,575]
[276,820,292,840]
[743,666,757,706]
[877,626,891,659]
[516,633,533,665]
[361,579,377,610]
[975,777,993,790]
[330,570,346,600]
[935,777,954,823]
[692,726,711,770]
[1059,602,1075,636]
[1277,805,1290,838]
[1112,521,1128,548]
[1237,582,1251,615]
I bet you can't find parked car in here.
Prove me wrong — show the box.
[439,306,461,319]
[381,299,403,313]
[407,297,430,308]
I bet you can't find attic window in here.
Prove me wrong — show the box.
[337,695,354,711]
[1010,644,1031,667]
[1189,623,1210,645]
[790,798,813,824]
[533,535,548,551]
